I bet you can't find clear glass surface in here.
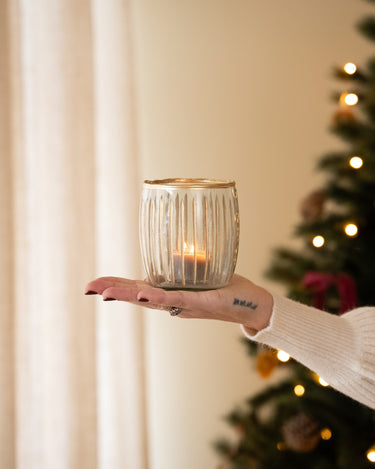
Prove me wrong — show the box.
[139,178,240,290]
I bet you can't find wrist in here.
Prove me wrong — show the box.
[241,286,273,332]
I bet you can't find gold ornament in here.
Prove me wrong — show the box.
[256,348,278,378]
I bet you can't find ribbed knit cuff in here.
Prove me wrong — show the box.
[241,294,375,409]
[343,307,375,380]
[241,294,359,384]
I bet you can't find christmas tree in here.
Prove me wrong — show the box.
[215,3,375,468]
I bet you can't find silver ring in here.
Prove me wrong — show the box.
[168,306,182,316]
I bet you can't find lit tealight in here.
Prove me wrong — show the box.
[294,384,305,397]
[340,92,359,106]
[345,223,358,237]
[277,350,290,362]
[349,156,363,169]
[344,62,357,75]
[367,447,375,463]
[318,377,329,387]
[320,428,332,440]
[312,235,325,248]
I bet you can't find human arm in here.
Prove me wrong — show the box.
[85,273,375,409]
[84,273,274,332]
[243,294,375,409]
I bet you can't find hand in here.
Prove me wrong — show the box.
[84,274,273,332]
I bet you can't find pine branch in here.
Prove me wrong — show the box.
[357,16,375,42]
[333,66,367,82]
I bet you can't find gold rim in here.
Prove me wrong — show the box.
[143,178,236,189]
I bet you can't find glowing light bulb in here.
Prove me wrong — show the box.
[277,350,290,362]
[349,156,363,169]
[345,223,358,237]
[277,442,286,451]
[340,92,359,106]
[321,428,332,440]
[312,235,325,248]
[318,377,329,387]
[367,447,375,463]
[344,62,357,75]
[294,384,305,397]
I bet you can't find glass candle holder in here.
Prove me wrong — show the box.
[139,178,240,290]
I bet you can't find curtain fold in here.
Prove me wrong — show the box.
[0,1,15,467]
[92,0,148,467]
[1,0,147,467]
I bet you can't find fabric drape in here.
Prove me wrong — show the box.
[0,0,147,468]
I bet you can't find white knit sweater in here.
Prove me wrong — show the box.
[242,294,375,409]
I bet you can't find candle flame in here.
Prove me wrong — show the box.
[183,242,195,254]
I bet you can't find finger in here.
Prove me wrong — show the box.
[136,287,216,312]
[101,286,174,314]
[84,277,144,295]
[102,285,151,303]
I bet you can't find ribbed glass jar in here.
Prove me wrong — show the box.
[139,178,240,290]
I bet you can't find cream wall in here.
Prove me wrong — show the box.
[131,1,373,468]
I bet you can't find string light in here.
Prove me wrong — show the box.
[294,384,305,397]
[312,235,325,248]
[277,442,286,451]
[318,377,329,387]
[349,156,363,169]
[343,62,357,75]
[340,92,359,106]
[312,372,329,386]
[277,350,290,362]
[320,428,332,440]
[367,446,375,463]
[345,223,358,237]
[312,373,329,387]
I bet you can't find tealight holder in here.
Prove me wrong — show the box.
[139,178,240,290]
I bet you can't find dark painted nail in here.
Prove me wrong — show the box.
[103,297,116,301]
[138,298,149,303]
[85,290,98,295]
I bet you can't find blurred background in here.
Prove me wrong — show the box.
[0,0,373,468]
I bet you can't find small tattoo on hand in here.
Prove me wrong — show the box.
[233,298,258,310]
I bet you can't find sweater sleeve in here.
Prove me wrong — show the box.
[241,294,375,409]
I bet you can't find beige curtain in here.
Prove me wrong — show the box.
[0,0,147,468]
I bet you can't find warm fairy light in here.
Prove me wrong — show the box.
[367,447,375,463]
[320,428,332,440]
[344,62,357,75]
[349,156,363,169]
[277,350,290,362]
[312,235,325,248]
[340,92,359,106]
[318,376,329,387]
[294,384,305,397]
[345,223,358,237]
[313,372,329,386]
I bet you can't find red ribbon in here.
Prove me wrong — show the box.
[302,271,357,314]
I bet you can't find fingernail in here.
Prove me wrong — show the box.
[103,297,116,301]
[85,290,98,295]
[138,297,149,303]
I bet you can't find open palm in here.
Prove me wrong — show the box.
[85,274,272,331]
